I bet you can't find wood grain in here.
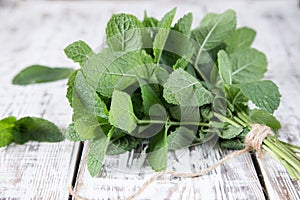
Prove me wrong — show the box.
[0,0,299,199]
[74,141,264,200]
[0,1,81,199]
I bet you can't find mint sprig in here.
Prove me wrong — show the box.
[0,116,64,147]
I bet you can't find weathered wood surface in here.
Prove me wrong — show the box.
[0,1,83,199]
[0,0,299,199]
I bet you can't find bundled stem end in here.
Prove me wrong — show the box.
[262,135,300,181]
[244,124,300,181]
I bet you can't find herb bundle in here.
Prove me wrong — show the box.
[6,8,300,180]
[61,8,300,179]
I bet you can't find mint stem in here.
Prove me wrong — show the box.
[137,119,210,127]
[213,112,240,127]
[263,136,300,180]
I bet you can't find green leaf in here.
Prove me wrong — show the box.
[131,93,144,119]
[109,90,137,133]
[191,10,236,50]
[218,125,243,139]
[163,68,212,106]
[168,127,197,150]
[249,109,281,130]
[150,66,170,85]
[237,80,281,113]
[12,65,74,85]
[173,12,193,36]
[143,11,159,27]
[106,13,143,51]
[139,79,163,116]
[224,86,248,110]
[217,50,232,84]
[230,48,267,84]
[191,9,236,67]
[0,116,16,147]
[87,127,114,177]
[220,139,245,150]
[147,128,168,171]
[12,117,64,144]
[66,70,78,107]
[65,123,83,142]
[94,94,109,120]
[159,13,193,69]
[72,71,104,140]
[82,50,154,98]
[107,133,143,155]
[161,30,194,70]
[64,40,93,66]
[153,8,177,63]
[225,27,256,53]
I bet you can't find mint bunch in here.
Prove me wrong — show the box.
[7,8,300,180]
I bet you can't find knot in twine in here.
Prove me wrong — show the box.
[69,124,273,200]
[245,124,273,158]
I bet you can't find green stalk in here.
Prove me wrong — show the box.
[269,137,300,163]
[233,116,247,127]
[264,138,300,172]
[213,112,240,127]
[263,144,299,180]
[263,136,300,180]
[278,140,300,154]
[236,112,251,127]
[137,119,210,127]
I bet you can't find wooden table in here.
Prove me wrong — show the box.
[0,0,299,199]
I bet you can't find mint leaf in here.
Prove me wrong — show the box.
[163,68,212,106]
[249,109,281,130]
[147,128,168,171]
[66,70,78,107]
[108,90,137,133]
[64,40,93,66]
[107,134,143,155]
[225,27,256,53]
[12,117,64,144]
[65,123,83,142]
[160,12,193,69]
[139,79,163,116]
[12,65,74,85]
[237,80,281,113]
[87,127,113,177]
[150,66,170,85]
[173,12,193,36]
[82,50,154,98]
[143,11,159,28]
[218,125,243,139]
[106,13,143,51]
[153,8,177,63]
[191,9,236,67]
[168,127,196,150]
[220,139,245,150]
[224,86,248,111]
[217,50,232,84]
[72,71,104,140]
[0,117,16,147]
[230,48,267,84]
[191,10,236,50]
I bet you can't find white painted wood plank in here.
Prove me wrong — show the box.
[0,2,83,199]
[243,3,300,200]
[1,0,298,199]
[74,142,264,200]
